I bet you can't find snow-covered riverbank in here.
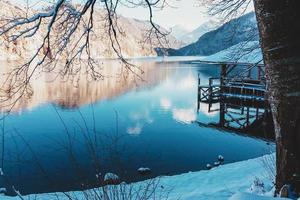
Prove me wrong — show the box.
[1,153,286,200]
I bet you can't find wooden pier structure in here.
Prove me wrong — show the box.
[197,62,266,107]
[195,62,273,138]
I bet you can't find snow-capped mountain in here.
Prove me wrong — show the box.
[159,12,259,56]
[179,19,220,44]
[169,25,191,41]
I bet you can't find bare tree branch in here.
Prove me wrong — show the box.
[0,0,171,115]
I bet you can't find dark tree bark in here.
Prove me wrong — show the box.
[253,0,300,195]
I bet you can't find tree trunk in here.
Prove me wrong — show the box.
[253,0,300,195]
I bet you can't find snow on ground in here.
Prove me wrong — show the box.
[229,192,289,200]
[1,154,282,200]
[201,41,263,64]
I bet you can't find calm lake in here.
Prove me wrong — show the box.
[0,57,274,195]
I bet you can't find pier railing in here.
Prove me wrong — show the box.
[198,63,267,106]
[196,62,271,135]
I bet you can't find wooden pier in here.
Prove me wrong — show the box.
[197,63,267,109]
[195,62,272,137]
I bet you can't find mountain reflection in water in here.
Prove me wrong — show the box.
[0,59,173,113]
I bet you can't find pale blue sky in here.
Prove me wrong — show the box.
[117,0,209,30]
[14,0,254,31]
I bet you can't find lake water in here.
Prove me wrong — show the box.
[0,57,274,195]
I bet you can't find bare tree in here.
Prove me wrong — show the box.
[200,0,252,20]
[253,0,300,196]
[0,0,169,114]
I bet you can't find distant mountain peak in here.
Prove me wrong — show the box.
[169,25,191,41]
[179,19,221,44]
[158,12,258,57]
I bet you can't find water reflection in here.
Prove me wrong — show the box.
[0,60,173,113]
[0,58,273,196]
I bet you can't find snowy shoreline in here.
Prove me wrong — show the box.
[1,153,284,200]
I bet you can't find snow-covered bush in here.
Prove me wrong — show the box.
[249,177,266,195]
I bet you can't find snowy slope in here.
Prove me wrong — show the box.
[229,193,289,200]
[201,41,263,64]
[1,154,278,200]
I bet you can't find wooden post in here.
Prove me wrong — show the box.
[197,73,201,113]
[219,64,227,127]
[220,64,227,98]
[246,107,250,127]
[197,76,200,113]
[248,65,252,79]
[208,78,213,111]
[219,101,225,127]
[258,66,262,81]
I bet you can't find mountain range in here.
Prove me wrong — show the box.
[0,1,259,61]
[0,0,182,61]
[159,12,259,56]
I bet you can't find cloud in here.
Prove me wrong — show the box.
[160,98,172,110]
[198,103,218,117]
[127,110,154,135]
[127,123,143,135]
[177,75,197,90]
[129,110,154,124]
[172,108,196,124]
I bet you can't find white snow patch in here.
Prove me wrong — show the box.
[206,163,212,169]
[138,167,151,172]
[218,155,224,161]
[0,187,7,193]
[248,177,271,195]
[214,161,221,166]
[104,173,119,182]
